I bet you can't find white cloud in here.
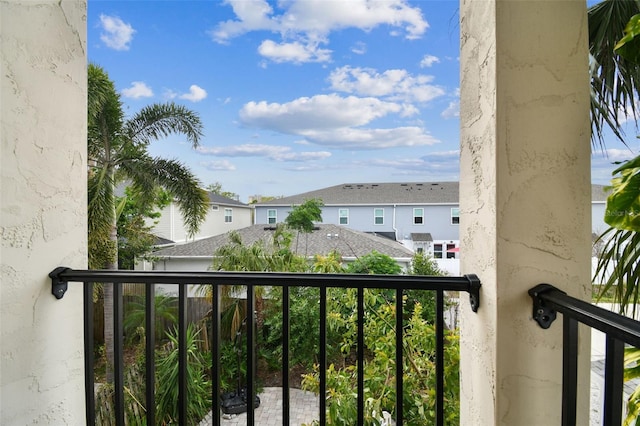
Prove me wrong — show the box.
[258,39,332,64]
[121,81,153,99]
[99,14,135,51]
[179,85,208,102]
[163,89,178,99]
[201,160,236,171]
[441,101,459,119]
[328,66,445,103]
[420,54,440,68]
[197,143,331,162]
[351,42,367,55]
[240,94,408,132]
[238,94,437,149]
[364,150,460,174]
[211,0,428,62]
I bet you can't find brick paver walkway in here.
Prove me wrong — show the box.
[199,387,319,426]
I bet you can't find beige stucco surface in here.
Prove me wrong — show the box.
[1,0,87,423]
[459,0,592,424]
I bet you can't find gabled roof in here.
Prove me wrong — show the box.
[255,182,459,205]
[207,192,249,207]
[256,182,610,206]
[152,224,414,260]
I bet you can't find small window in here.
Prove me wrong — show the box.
[451,208,460,225]
[433,243,443,259]
[211,205,219,211]
[267,209,277,224]
[224,208,232,223]
[446,244,456,259]
[374,208,384,225]
[413,208,424,225]
[339,208,349,225]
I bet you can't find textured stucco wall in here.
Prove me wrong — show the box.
[459,0,591,424]
[1,0,87,423]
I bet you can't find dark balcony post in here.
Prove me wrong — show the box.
[282,285,290,425]
[435,290,444,425]
[319,286,327,425]
[212,284,221,426]
[246,285,256,425]
[602,336,624,425]
[395,288,404,425]
[562,316,578,426]
[113,282,125,426]
[178,284,188,424]
[145,283,156,426]
[84,282,95,425]
[357,287,364,425]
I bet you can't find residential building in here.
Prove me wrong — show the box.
[151,192,252,244]
[149,223,415,274]
[255,182,610,258]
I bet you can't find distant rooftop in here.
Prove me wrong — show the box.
[255,182,609,205]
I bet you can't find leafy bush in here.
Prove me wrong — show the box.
[155,324,212,425]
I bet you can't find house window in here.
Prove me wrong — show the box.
[451,208,460,225]
[267,209,277,224]
[374,208,384,225]
[433,243,443,259]
[339,209,349,225]
[446,244,456,259]
[211,205,219,211]
[413,208,424,225]
[224,208,232,223]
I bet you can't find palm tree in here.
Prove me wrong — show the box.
[88,63,209,382]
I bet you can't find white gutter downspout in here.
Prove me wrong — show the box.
[392,204,398,241]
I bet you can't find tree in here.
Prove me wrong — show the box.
[285,198,324,255]
[88,63,208,382]
[346,251,402,275]
[206,181,239,200]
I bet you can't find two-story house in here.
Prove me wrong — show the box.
[254,181,610,259]
[150,192,253,244]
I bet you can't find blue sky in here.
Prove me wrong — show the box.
[88,0,636,202]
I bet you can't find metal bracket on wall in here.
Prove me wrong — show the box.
[465,274,481,313]
[49,266,70,299]
[528,283,560,329]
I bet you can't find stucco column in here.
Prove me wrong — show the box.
[1,0,87,423]
[459,0,591,424]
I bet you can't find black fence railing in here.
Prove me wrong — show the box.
[49,267,481,426]
[529,284,640,426]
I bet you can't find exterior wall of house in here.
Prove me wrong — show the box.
[459,0,591,423]
[152,202,253,243]
[1,1,87,423]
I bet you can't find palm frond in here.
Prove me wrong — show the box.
[125,102,204,148]
[588,0,640,148]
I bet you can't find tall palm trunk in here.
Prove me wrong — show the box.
[104,177,118,383]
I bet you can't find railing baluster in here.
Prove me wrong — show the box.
[319,286,327,425]
[145,283,156,426]
[282,285,290,426]
[113,281,125,426]
[436,290,444,426]
[395,287,403,426]
[602,336,624,426]
[561,316,578,426]
[84,281,95,425]
[357,287,364,425]
[247,284,256,425]
[178,284,188,424]
[212,284,221,426]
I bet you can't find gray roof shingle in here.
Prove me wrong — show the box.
[153,224,414,260]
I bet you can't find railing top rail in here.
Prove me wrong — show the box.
[49,267,481,311]
[529,284,640,347]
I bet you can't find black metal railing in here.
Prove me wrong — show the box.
[530,284,640,426]
[50,267,481,426]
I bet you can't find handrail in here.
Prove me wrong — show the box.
[529,284,640,426]
[52,267,481,426]
[49,267,482,312]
